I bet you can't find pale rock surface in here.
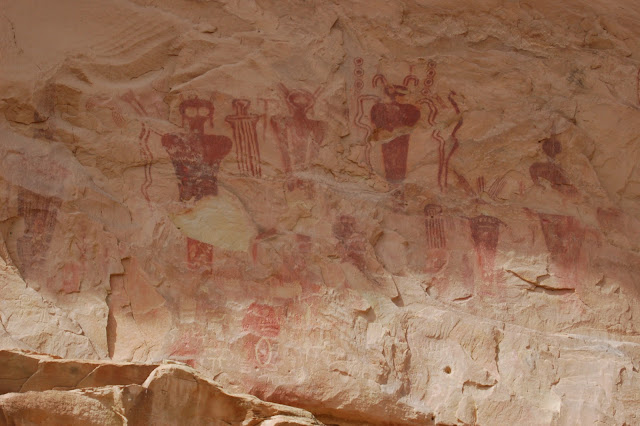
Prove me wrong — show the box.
[1,0,640,424]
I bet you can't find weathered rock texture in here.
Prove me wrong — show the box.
[1,0,640,424]
[0,350,321,425]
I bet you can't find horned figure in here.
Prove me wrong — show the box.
[161,96,232,268]
[355,60,463,191]
[270,84,327,185]
[356,72,421,183]
[225,99,262,177]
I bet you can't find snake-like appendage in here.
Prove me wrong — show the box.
[418,98,438,126]
[355,95,381,170]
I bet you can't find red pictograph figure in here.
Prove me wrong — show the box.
[424,204,446,249]
[360,73,421,183]
[225,99,262,177]
[355,60,463,191]
[16,189,62,270]
[529,134,577,195]
[161,96,232,269]
[423,204,449,273]
[470,215,502,281]
[538,213,585,282]
[162,97,232,201]
[242,303,282,366]
[270,84,327,189]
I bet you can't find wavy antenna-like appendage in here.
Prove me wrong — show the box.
[372,74,388,88]
[403,75,419,87]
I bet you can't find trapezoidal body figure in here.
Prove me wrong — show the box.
[161,96,232,268]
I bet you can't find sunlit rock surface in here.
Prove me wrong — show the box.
[0,350,320,425]
[1,0,640,424]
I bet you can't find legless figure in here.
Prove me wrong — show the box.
[270,84,327,187]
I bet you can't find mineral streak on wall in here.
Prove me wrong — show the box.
[1,0,640,424]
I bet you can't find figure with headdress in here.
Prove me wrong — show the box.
[161,96,232,201]
[270,84,327,188]
[161,96,232,268]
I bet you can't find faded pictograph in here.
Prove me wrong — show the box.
[168,326,204,368]
[86,90,165,204]
[423,204,450,274]
[529,133,577,195]
[333,215,367,271]
[161,96,233,269]
[355,59,464,191]
[121,91,158,203]
[16,189,62,271]
[469,215,502,281]
[538,213,585,284]
[453,171,525,201]
[332,215,399,299]
[270,84,327,189]
[242,303,282,367]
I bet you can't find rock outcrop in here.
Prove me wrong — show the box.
[0,350,320,425]
[1,0,640,424]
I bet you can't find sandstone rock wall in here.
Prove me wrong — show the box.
[0,350,321,425]
[1,0,640,424]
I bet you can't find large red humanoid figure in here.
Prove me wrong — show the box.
[369,74,421,183]
[161,97,232,268]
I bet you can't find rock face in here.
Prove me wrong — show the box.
[1,0,640,424]
[0,350,321,425]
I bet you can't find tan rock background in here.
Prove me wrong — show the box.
[1,0,640,424]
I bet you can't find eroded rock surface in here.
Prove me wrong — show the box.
[1,0,640,424]
[0,350,320,426]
